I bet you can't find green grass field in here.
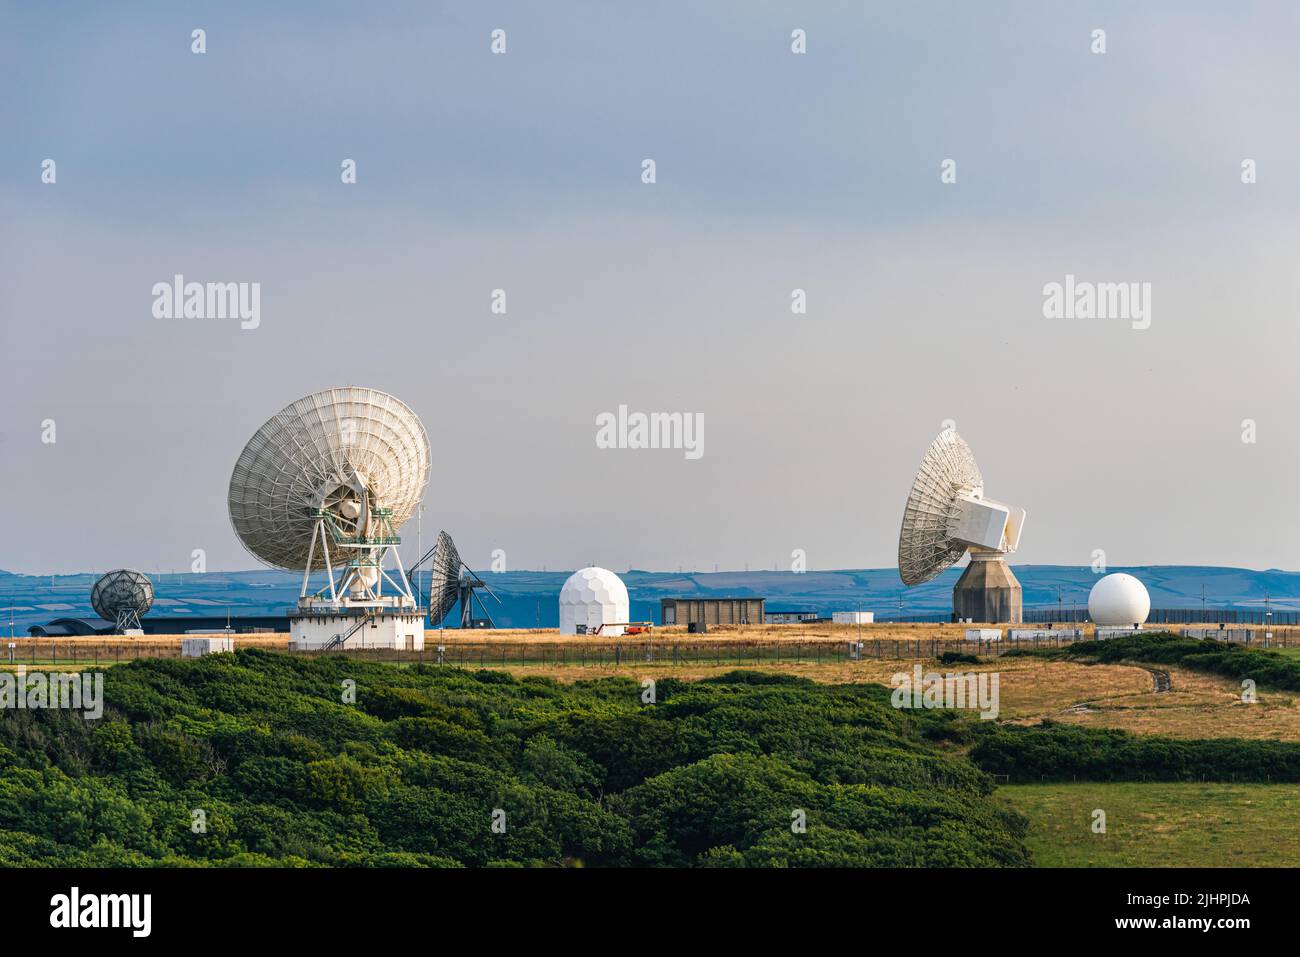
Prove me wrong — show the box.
[999,781,1300,867]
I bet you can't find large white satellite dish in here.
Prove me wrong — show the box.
[228,387,430,649]
[898,428,1026,622]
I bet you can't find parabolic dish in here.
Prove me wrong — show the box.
[91,569,154,621]
[228,387,430,571]
[427,530,462,625]
[898,429,985,586]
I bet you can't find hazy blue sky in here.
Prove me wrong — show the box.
[4,2,1300,575]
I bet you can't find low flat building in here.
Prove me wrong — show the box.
[832,611,874,625]
[1008,627,1084,640]
[29,614,290,636]
[662,597,764,627]
[1181,627,1254,641]
[181,636,236,657]
[766,609,820,624]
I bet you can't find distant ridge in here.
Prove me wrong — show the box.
[4,565,1300,631]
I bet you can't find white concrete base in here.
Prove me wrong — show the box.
[181,637,235,657]
[1094,625,1148,639]
[832,611,874,624]
[1008,628,1084,640]
[1182,628,1254,641]
[289,611,425,650]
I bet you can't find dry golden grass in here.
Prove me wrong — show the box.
[13,634,286,650]
[464,653,1300,741]
[415,622,995,644]
[1037,664,1300,740]
[3,621,1043,658]
[456,654,1150,716]
[24,620,1300,648]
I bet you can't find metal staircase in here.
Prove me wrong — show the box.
[320,614,373,652]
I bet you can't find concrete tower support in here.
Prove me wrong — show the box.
[953,551,1023,623]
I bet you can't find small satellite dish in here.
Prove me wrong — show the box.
[419,530,501,629]
[91,569,154,633]
[228,387,430,649]
[897,428,1026,622]
[425,530,462,627]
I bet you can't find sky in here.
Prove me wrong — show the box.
[3,1,1300,576]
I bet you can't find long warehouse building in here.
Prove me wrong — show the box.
[660,597,765,627]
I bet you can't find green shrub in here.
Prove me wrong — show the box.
[937,651,981,665]
[0,652,1028,867]
[970,721,1300,783]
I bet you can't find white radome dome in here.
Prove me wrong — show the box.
[559,567,630,636]
[1088,573,1151,626]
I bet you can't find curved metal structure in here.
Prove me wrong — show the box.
[228,388,432,654]
[427,530,462,626]
[897,427,1027,623]
[897,429,984,586]
[91,568,154,632]
[228,387,430,573]
[422,530,500,628]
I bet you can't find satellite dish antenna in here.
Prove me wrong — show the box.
[898,428,1025,623]
[228,387,430,650]
[90,569,153,633]
[413,530,501,629]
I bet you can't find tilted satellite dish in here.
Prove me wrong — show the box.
[91,568,154,633]
[228,387,430,649]
[415,530,501,629]
[898,428,1026,622]
[425,530,462,627]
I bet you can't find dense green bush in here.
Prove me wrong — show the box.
[0,650,1029,867]
[970,721,1300,783]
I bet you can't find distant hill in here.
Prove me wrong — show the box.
[4,565,1300,631]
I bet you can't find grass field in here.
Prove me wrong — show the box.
[10,645,1300,740]
[417,655,1300,740]
[999,782,1300,866]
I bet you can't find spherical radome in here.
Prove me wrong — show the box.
[90,569,154,621]
[559,567,630,636]
[1088,573,1150,626]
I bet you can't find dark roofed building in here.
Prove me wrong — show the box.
[29,615,290,636]
[27,617,115,637]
